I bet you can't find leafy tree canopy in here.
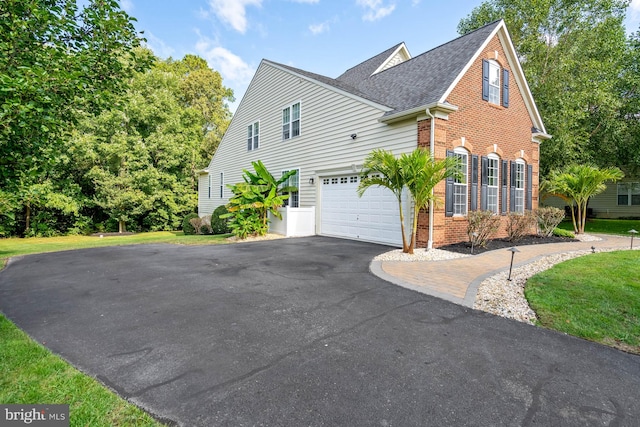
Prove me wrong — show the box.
[0,0,148,234]
[458,0,635,176]
[70,50,233,233]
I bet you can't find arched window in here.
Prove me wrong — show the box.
[453,148,469,215]
[487,154,500,213]
[514,159,525,213]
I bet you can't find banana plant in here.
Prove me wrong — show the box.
[223,161,298,237]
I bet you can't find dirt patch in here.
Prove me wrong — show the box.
[90,232,136,237]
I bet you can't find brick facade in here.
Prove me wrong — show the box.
[416,35,541,248]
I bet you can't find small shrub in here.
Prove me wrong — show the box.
[466,210,501,247]
[182,213,199,235]
[505,211,536,241]
[553,227,575,238]
[211,205,231,234]
[188,215,213,235]
[536,206,565,237]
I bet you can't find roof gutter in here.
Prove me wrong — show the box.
[379,102,458,124]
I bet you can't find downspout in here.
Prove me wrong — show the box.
[425,108,435,249]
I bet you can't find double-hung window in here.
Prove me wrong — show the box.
[617,183,640,206]
[514,160,525,213]
[247,121,259,151]
[482,59,509,107]
[282,102,301,140]
[281,169,299,208]
[487,155,499,213]
[219,172,224,199]
[453,149,468,215]
[488,61,500,105]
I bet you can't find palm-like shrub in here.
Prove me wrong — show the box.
[543,165,623,234]
[358,148,460,254]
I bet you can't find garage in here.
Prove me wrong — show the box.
[319,174,403,247]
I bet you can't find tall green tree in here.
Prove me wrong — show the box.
[358,148,460,254]
[458,0,632,176]
[72,50,233,232]
[544,165,624,234]
[0,0,147,235]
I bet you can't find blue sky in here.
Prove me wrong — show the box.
[120,0,640,112]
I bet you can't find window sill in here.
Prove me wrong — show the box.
[487,102,505,111]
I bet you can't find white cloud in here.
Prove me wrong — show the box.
[207,0,262,34]
[309,21,329,35]
[120,0,134,13]
[630,0,640,18]
[291,0,319,3]
[356,0,395,22]
[195,37,255,85]
[625,0,640,33]
[143,31,175,59]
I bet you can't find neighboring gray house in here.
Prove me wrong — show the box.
[198,21,549,247]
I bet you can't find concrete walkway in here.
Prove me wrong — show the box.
[371,234,633,307]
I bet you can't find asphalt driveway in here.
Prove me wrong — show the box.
[1,236,639,426]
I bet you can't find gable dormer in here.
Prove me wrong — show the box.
[371,43,411,75]
[336,42,410,86]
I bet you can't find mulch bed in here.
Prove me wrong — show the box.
[439,234,579,255]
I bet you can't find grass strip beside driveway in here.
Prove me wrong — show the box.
[0,315,164,426]
[525,250,640,354]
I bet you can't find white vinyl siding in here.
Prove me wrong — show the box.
[199,61,416,217]
[454,149,468,216]
[487,155,499,213]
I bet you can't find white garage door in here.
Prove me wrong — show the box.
[320,175,403,247]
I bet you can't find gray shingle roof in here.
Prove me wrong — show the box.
[268,20,502,117]
[360,21,501,117]
[265,62,390,107]
[335,43,405,87]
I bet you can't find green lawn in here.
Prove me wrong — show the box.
[557,218,640,236]
[0,231,229,426]
[0,316,163,426]
[525,250,640,355]
[0,231,228,268]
